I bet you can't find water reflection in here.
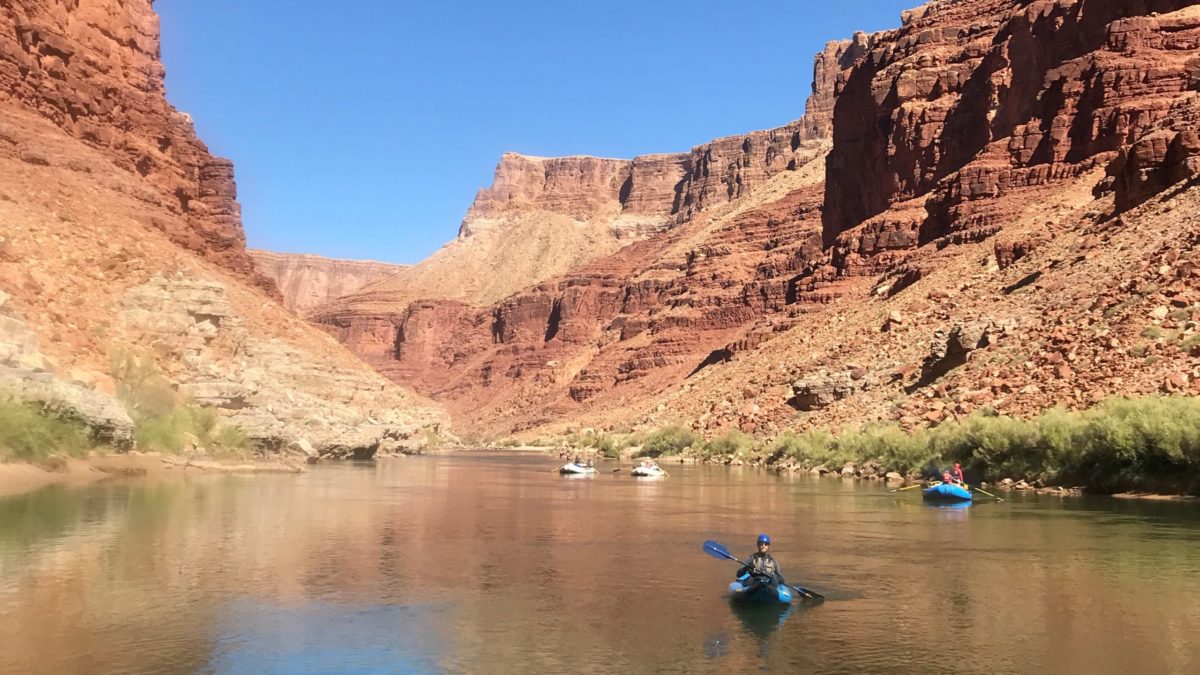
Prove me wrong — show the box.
[1,454,1199,674]
[207,600,446,674]
[731,603,793,642]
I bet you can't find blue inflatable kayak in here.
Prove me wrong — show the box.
[728,574,793,605]
[923,483,973,503]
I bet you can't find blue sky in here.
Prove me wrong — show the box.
[157,1,917,264]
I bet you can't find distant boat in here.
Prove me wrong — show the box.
[559,462,596,475]
[630,462,666,478]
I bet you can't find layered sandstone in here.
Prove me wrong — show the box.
[249,250,407,313]
[319,0,1200,441]
[0,0,276,294]
[0,1,445,454]
[823,0,1200,251]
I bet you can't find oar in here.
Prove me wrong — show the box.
[972,486,1005,502]
[889,483,927,493]
[702,540,825,601]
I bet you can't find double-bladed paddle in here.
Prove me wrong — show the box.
[971,486,1005,502]
[702,539,825,602]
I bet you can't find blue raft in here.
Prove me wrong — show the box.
[728,574,793,606]
[923,483,973,503]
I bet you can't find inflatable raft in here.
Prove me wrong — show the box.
[630,463,666,477]
[559,462,597,475]
[923,483,973,503]
[728,574,793,606]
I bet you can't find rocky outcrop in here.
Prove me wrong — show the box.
[248,250,407,313]
[823,1,1200,254]
[0,0,275,295]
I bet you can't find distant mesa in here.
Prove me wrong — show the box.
[249,250,408,314]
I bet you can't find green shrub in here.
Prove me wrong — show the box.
[765,430,834,465]
[702,430,758,458]
[135,405,248,458]
[1181,335,1200,354]
[1141,326,1164,340]
[595,434,619,458]
[0,400,91,461]
[841,423,932,472]
[643,426,699,457]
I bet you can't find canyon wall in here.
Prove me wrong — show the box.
[249,250,407,313]
[314,38,859,430]
[0,0,275,294]
[320,0,1200,438]
[0,0,445,455]
[823,0,1200,257]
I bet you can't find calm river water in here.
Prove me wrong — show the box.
[2,451,1199,674]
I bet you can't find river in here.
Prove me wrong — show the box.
[1,451,1199,674]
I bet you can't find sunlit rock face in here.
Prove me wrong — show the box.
[318,1,1200,439]
[0,1,446,451]
[0,0,278,295]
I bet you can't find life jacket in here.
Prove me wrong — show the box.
[748,552,779,579]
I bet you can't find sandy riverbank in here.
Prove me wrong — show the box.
[0,452,307,499]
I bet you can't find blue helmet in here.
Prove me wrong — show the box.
[757,534,771,545]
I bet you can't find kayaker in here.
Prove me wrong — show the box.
[739,534,784,586]
[953,463,965,485]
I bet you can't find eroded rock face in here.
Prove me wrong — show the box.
[249,250,407,313]
[120,274,441,455]
[0,2,446,456]
[823,0,1200,253]
[0,0,275,295]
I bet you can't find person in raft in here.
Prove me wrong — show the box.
[942,471,955,484]
[953,463,966,485]
[739,534,784,587]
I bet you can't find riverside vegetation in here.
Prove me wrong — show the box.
[518,395,1200,495]
[0,351,249,463]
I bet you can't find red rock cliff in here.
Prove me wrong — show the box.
[323,1,1200,438]
[313,38,859,429]
[0,0,275,294]
[823,0,1200,250]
